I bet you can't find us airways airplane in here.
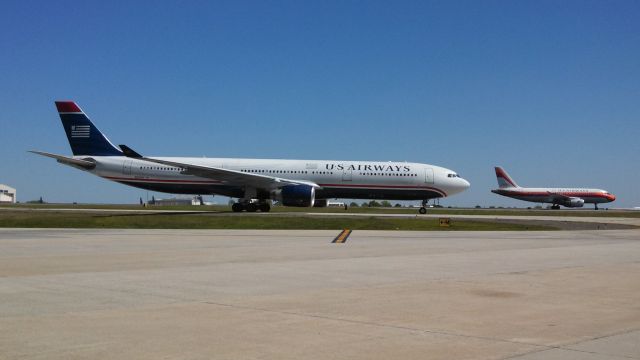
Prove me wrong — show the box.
[491,167,615,209]
[31,101,470,213]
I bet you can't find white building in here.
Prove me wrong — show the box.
[0,184,16,204]
[149,196,203,206]
[327,201,345,207]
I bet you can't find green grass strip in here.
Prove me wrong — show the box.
[0,211,555,231]
[2,203,637,218]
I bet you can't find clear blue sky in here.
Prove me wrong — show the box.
[1,1,638,207]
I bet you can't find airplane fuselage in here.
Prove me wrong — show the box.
[86,156,469,201]
[491,187,616,205]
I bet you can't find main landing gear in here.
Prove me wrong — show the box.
[551,204,561,210]
[231,200,271,212]
[594,204,599,210]
[419,199,429,214]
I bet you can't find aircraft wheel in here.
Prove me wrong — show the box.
[232,203,243,212]
[418,207,427,214]
[246,203,258,212]
[259,203,271,212]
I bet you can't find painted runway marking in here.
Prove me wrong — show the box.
[332,229,352,243]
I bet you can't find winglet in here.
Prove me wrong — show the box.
[119,145,143,158]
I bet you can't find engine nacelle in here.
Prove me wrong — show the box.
[277,185,316,207]
[562,197,585,208]
[313,199,329,207]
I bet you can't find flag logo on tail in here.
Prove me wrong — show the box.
[71,125,90,138]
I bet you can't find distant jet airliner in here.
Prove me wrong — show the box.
[31,101,470,213]
[491,167,615,209]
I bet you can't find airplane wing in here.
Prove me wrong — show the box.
[119,145,321,191]
[547,191,578,202]
[29,150,96,170]
[546,191,587,207]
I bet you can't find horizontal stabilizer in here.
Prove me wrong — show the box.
[29,150,96,170]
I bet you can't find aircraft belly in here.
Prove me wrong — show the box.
[316,188,441,200]
[512,195,549,203]
[115,181,244,197]
[115,180,440,201]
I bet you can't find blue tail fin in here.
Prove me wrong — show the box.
[55,101,122,156]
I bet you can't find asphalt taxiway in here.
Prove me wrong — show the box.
[1,227,639,359]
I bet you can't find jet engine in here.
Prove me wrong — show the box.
[277,185,316,207]
[562,197,585,208]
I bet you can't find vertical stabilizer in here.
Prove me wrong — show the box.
[56,101,122,156]
[495,167,519,188]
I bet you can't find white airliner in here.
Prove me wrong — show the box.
[491,166,615,209]
[31,101,470,213]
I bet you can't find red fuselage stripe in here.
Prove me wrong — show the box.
[499,190,612,199]
[102,176,447,195]
[319,183,447,196]
[103,176,222,184]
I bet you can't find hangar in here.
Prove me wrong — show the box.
[0,184,16,203]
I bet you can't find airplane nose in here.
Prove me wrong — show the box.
[454,178,470,194]
[608,194,616,202]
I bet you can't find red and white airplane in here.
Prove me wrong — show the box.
[491,167,615,209]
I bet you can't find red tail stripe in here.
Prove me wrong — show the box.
[55,101,82,113]
[495,167,516,187]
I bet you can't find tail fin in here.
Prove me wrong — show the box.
[495,166,519,188]
[55,101,122,156]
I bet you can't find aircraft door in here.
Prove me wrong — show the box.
[342,169,352,181]
[123,160,132,175]
[424,167,434,184]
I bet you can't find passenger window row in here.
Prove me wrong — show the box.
[240,169,310,174]
[140,166,181,171]
[360,173,416,177]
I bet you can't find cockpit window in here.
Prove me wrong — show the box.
[447,173,460,178]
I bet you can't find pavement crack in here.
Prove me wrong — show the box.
[200,300,550,350]
[499,327,640,360]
